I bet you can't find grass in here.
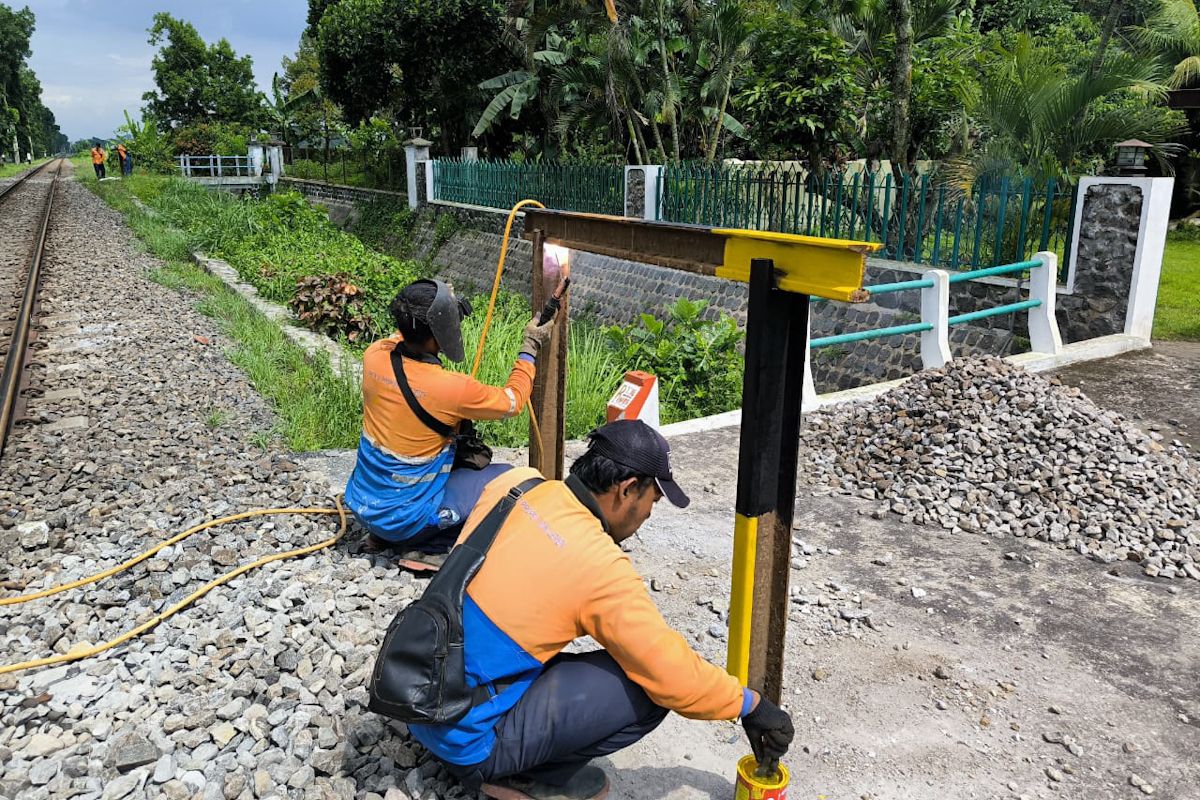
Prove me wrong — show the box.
[0,157,52,179]
[82,171,363,450]
[1154,233,1200,341]
[456,294,622,446]
[80,168,622,450]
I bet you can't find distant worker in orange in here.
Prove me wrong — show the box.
[91,144,106,179]
[345,279,555,554]
[116,143,130,176]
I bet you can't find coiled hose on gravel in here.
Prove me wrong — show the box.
[0,199,551,675]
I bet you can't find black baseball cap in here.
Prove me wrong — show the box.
[586,420,690,508]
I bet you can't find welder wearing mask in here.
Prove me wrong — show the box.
[345,279,554,554]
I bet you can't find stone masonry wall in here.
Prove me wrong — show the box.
[278,177,407,207]
[1058,183,1141,342]
[289,179,1145,395]
[625,168,646,217]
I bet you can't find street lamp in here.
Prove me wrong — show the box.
[1114,139,1152,175]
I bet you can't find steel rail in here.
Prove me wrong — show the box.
[0,158,61,457]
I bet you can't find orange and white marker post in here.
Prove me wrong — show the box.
[606,370,660,429]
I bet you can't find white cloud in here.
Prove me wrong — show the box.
[106,52,153,70]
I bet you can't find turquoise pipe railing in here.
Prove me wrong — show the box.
[809,256,1047,348]
[866,278,934,295]
[811,276,935,305]
[946,258,1042,283]
[948,298,1041,326]
[810,321,934,348]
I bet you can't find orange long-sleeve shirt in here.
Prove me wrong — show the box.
[360,334,535,459]
[409,466,745,764]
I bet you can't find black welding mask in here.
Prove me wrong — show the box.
[419,280,473,363]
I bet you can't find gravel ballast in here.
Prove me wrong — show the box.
[0,173,468,799]
[801,356,1200,579]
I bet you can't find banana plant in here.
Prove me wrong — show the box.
[472,28,567,139]
[263,72,318,146]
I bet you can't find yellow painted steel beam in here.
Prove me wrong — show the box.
[521,209,878,301]
[726,513,757,684]
[714,229,880,302]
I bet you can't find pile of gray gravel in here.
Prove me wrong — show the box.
[801,357,1200,580]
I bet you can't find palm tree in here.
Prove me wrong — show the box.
[950,33,1185,185]
[696,0,754,160]
[1134,0,1200,89]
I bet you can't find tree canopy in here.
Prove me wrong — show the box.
[141,12,263,130]
[0,3,66,159]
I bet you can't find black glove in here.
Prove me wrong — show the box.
[742,694,794,768]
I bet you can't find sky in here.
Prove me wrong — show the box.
[23,0,309,142]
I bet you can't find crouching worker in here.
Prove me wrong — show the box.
[410,420,795,800]
[345,279,554,554]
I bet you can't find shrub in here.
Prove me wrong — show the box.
[355,197,418,257]
[172,122,252,156]
[605,298,744,423]
[290,273,373,343]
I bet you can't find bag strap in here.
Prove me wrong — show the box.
[458,476,546,559]
[425,475,547,597]
[390,347,454,438]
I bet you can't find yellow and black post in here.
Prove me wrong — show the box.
[726,258,810,704]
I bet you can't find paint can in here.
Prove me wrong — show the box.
[733,755,789,800]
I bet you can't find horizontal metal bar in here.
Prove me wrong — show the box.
[947,259,1042,283]
[865,278,934,295]
[810,321,933,348]
[948,298,1041,325]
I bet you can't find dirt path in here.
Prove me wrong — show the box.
[602,423,1200,800]
[1051,340,1200,452]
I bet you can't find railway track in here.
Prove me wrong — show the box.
[0,157,62,458]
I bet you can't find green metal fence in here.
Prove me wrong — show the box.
[432,159,625,215]
[659,163,1077,281]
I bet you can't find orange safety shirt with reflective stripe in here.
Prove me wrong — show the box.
[409,467,745,764]
[91,148,105,165]
[360,334,535,459]
[345,334,537,541]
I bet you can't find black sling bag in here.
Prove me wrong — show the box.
[389,348,493,471]
[367,476,545,724]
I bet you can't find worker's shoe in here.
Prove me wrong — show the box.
[482,766,609,800]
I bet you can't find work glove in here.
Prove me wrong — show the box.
[521,315,555,358]
[741,693,794,769]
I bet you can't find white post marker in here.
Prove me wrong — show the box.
[607,371,660,429]
[1028,251,1063,355]
[920,269,952,368]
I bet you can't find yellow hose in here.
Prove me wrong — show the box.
[469,199,551,461]
[2,199,556,676]
[470,198,546,379]
[0,499,347,675]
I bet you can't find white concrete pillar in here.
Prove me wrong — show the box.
[248,142,264,177]
[1029,251,1064,355]
[920,269,952,368]
[267,145,283,184]
[802,310,818,413]
[425,159,436,202]
[404,137,432,209]
[1124,178,1174,340]
[1065,176,1175,340]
